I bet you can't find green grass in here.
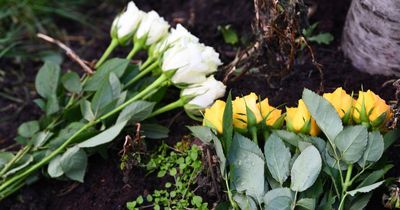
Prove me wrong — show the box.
[0,0,91,60]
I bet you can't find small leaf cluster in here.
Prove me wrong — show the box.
[126,142,208,210]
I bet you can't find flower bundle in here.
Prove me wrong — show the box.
[190,87,397,210]
[0,1,225,199]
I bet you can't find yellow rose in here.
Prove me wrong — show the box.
[323,87,354,124]
[232,93,263,129]
[203,100,225,134]
[353,90,392,128]
[258,98,283,128]
[285,99,320,136]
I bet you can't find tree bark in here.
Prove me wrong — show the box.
[342,0,400,76]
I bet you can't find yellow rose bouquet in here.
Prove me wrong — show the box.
[190,87,397,210]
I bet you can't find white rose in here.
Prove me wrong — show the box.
[161,41,222,85]
[181,76,226,110]
[150,24,199,58]
[111,1,144,44]
[135,11,170,46]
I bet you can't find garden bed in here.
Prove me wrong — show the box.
[0,0,398,209]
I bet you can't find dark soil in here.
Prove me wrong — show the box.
[0,0,397,209]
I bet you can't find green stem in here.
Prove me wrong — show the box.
[0,123,93,194]
[0,74,169,196]
[339,164,353,210]
[140,56,155,70]
[126,43,142,60]
[148,98,185,118]
[95,39,118,69]
[124,61,159,88]
[292,191,298,209]
[0,145,32,178]
[99,74,168,121]
[250,127,258,145]
[225,175,238,209]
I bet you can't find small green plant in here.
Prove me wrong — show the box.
[0,0,90,59]
[218,25,239,45]
[126,142,208,210]
[299,22,334,48]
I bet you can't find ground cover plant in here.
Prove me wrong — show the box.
[0,0,399,209]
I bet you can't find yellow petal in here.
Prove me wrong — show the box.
[232,93,262,129]
[258,98,282,126]
[285,100,310,132]
[203,100,225,134]
[323,87,353,118]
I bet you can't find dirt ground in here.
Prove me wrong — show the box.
[0,0,398,209]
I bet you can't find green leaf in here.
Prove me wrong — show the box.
[356,165,393,188]
[296,198,316,210]
[187,126,214,144]
[215,202,230,210]
[273,130,301,147]
[3,155,34,178]
[383,127,400,151]
[46,94,60,115]
[78,121,127,148]
[264,134,291,185]
[349,193,372,210]
[80,100,96,121]
[302,89,343,143]
[60,146,87,182]
[347,181,384,196]
[334,125,368,164]
[308,33,334,45]
[263,188,293,206]
[116,101,155,123]
[61,71,82,93]
[214,135,227,176]
[228,133,265,202]
[35,61,60,98]
[0,152,14,171]
[91,72,122,117]
[233,194,258,210]
[358,131,384,167]
[142,124,169,139]
[218,25,239,45]
[47,155,63,178]
[18,120,40,138]
[191,195,203,207]
[32,131,53,148]
[85,58,129,91]
[222,92,233,153]
[324,144,348,170]
[290,146,322,192]
[48,122,86,150]
[266,196,292,210]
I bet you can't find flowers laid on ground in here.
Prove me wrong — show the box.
[191,87,396,210]
[0,1,225,199]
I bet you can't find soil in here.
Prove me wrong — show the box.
[0,0,398,209]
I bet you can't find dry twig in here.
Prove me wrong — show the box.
[37,33,93,74]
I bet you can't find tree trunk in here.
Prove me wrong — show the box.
[342,0,400,76]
